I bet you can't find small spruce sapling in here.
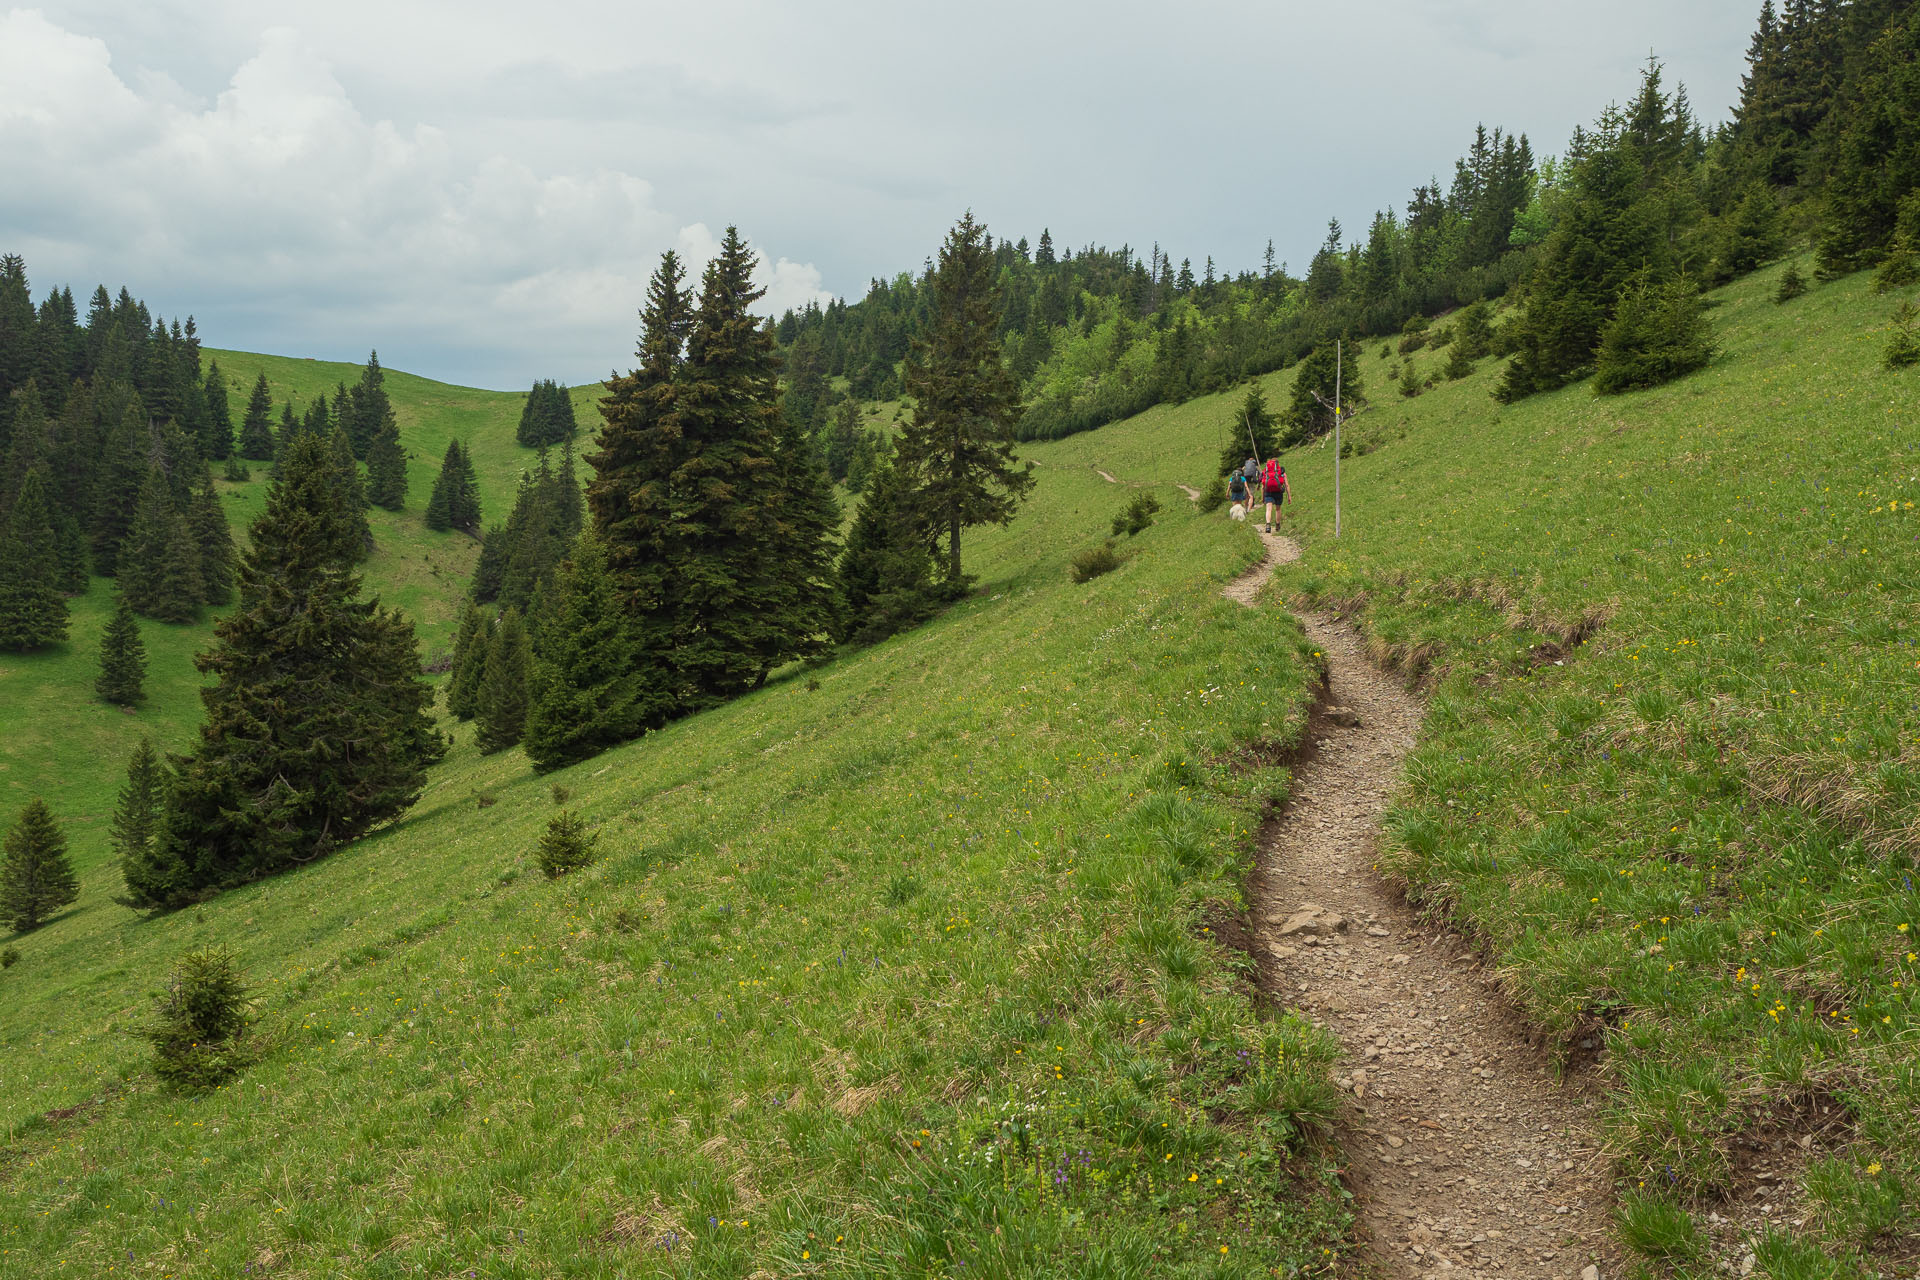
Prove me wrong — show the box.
[1885,302,1920,371]
[1773,264,1808,305]
[537,810,598,878]
[143,946,255,1090]
[1111,492,1160,537]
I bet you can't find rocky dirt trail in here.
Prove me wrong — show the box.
[1229,527,1619,1280]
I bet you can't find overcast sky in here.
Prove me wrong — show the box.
[1,1,1760,389]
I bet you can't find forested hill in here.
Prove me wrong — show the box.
[782,0,1920,454]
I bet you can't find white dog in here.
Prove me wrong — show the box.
[1229,502,1247,521]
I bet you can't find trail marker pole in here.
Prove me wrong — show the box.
[1334,339,1343,538]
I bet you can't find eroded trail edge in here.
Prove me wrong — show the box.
[1228,529,1617,1280]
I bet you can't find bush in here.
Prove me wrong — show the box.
[1774,263,1809,304]
[1,945,18,968]
[1445,343,1476,381]
[1069,541,1123,583]
[537,810,598,878]
[1885,302,1920,370]
[1110,492,1160,537]
[1877,245,1920,293]
[1197,476,1226,513]
[221,457,250,483]
[1454,300,1494,359]
[144,947,254,1091]
[1593,273,1717,395]
[1397,363,1422,399]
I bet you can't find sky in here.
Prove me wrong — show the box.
[1,1,1762,389]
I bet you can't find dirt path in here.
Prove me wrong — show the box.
[1227,528,1617,1280]
[1175,483,1200,502]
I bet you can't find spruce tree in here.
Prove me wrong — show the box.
[121,469,203,623]
[96,594,147,704]
[129,432,444,909]
[475,606,531,755]
[838,450,937,645]
[237,374,275,461]
[446,603,488,720]
[200,360,234,460]
[364,408,407,511]
[1281,343,1365,445]
[326,421,373,559]
[0,468,67,650]
[524,537,660,771]
[91,400,151,576]
[823,395,861,483]
[425,439,480,532]
[0,799,78,932]
[1593,273,1718,394]
[896,213,1034,589]
[347,351,390,458]
[754,412,841,664]
[110,738,162,903]
[190,481,236,606]
[587,249,691,688]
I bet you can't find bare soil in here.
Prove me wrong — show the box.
[1228,528,1621,1280]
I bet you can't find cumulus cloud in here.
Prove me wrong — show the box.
[0,9,832,386]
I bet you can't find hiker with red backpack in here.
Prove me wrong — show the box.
[1261,459,1288,532]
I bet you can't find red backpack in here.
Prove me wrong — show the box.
[1263,460,1284,491]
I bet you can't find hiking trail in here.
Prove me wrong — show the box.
[1228,526,1617,1280]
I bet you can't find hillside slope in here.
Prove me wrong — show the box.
[1261,260,1919,1271]
[0,438,1356,1274]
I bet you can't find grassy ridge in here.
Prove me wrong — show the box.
[1272,261,1920,1267]
[0,442,1356,1274]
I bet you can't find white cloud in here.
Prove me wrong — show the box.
[0,8,832,386]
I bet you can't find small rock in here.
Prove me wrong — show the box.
[1271,945,1298,959]
[1387,1135,1405,1149]
[1326,706,1362,727]
[1274,903,1348,937]
[1739,1254,1756,1277]
[1516,1157,1532,1169]
[1581,1267,1600,1280]
[1367,925,1392,938]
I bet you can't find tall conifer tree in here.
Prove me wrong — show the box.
[446,603,488,720]
[121,469,203,623]
[200,360,234,459]
[524,536,660,771]
[895,212,1034,588]
[365,409,407,511]
[475,606,531,754]
[190,480,236,606]
[110,738,162,905]
[425,439,480,532]
[131,432,444,909]
[0,469,68,650]
[237,374,275,461]
[91,400,150,576]
[96,594,147,704]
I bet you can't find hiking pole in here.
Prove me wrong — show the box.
[1334,338,1342,539]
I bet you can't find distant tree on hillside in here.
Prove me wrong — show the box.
[516,379,577,448]
[1818,7,1920,276]
[121,469,203,623]
[364,409,407,511]
[0,469,68,650]
[237,374,275,461]
[475,606,531,755]
[200,359,234,460]
[91,400,151,576]
[129,431,444,911]
[0,798,78,932]
[110,738,162,903]
[446,603,488,720]
[96,595,147,704]
[326,422,373,560]
[345,351,392,458]
[189,479,235,607]
[895,212,1034,590]
[425,439,481,532]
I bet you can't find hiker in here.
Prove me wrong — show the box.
[1261,459,1288,532]
[1226,466,1249,514]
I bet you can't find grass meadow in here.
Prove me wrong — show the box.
[0,424,1355,1274]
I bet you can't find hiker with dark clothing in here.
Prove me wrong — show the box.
[1261,459,1287,532]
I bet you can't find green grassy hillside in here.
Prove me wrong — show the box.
[0,357,593,926]
[0,417,1357,1274]
[1265,261,1920,1270]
